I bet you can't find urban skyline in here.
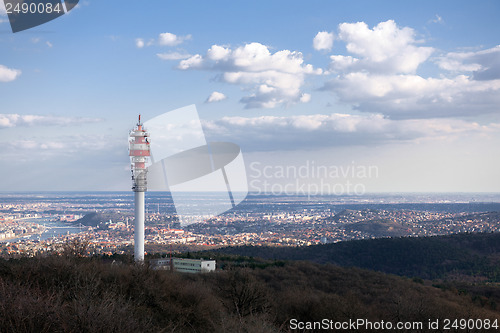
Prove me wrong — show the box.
[3,191,500,256]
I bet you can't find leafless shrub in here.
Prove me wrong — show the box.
[60,237,90,258]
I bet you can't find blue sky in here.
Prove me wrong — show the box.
[1,0,499,192]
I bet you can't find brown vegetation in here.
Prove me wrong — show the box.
[0,254,499,332]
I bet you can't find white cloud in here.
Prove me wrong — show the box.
[178,42,321,108]
[313,31,334,51]
[136,33,190,48]
[178,54,203,69]
[207,45,231,61]
[135,38,154,48]
[329,55,358,72]
[135,38,145,48]
[158,32,191,46]
[299,93,311,103]
[322,73,500,118]
[0,114,102,129]
[320,20,500,118]
[46,41,53,48]
[206,91,227,103]
[156,52,191,60]
[437,45,500,80]
[0,65,21,82]
[333,20,433,74]
[203,113,495,151]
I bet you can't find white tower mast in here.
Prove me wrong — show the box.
[129,115,150,262]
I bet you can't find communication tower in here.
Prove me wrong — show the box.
[129,115,150,262]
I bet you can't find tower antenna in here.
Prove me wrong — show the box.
[129,115,150,262]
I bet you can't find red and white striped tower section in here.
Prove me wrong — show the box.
[129,115,150,262]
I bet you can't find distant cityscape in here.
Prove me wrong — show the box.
[1,192,500,257]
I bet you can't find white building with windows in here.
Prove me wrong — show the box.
[150,257,216,273]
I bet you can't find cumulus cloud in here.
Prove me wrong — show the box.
[207,44,231,61]
[203,113,496,151]
[178,42,322,108]
[313,31,334,51]
[156,52,191,60]
[178,54,203,69]
[320,20,500,118]
[0,114,102,129]
[0,65,21,82]
[206,91,227,103]
[332,20,433,74]
[158,32,191,46]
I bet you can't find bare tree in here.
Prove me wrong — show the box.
[61,237,90,258]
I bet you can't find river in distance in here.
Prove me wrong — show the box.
[1,217,83,243]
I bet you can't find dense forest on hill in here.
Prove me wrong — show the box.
[1,254,499,332]
[3,232,500,332]
[0,256,500,332]
[211,232,500,282]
